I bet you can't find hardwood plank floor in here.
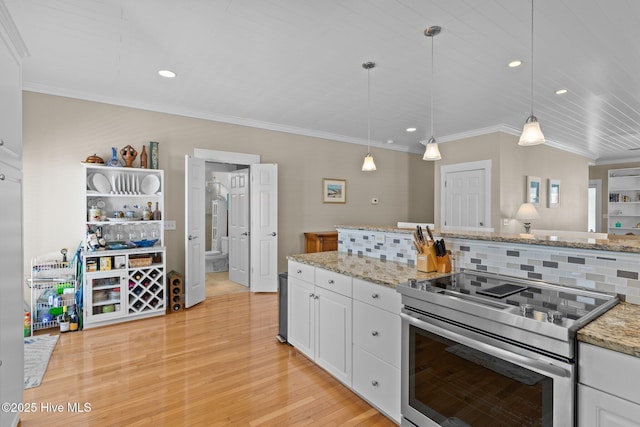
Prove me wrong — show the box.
[20,292,395,426]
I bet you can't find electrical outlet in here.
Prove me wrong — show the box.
[371,197,379,204]
[503,218,510,226]
[164,220,176,230]
[375,234,385,244]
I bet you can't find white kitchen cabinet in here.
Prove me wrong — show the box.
[578,342,640,427]
[82,164,166,328]
[608,167,640,235]
[287,261,352,387]
[0,13,23,426]
[352,278,401,423]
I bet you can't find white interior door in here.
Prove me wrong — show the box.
[441,160,492,231]
[229,169,250,286]
[185,156,206,308]
[250,164,278,293]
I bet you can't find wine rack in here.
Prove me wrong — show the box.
[128,267,165,313]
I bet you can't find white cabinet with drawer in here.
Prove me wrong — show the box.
[352,278,401,423]
[287,261,352,387]
[578,342,640,427]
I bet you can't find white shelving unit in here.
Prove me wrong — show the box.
[27,259,77,335]
[608,167,640,235]
[82,164,166,328]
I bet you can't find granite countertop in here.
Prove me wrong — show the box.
[287,251,450,289]
[578,302,640,358]
[336,225,640,254]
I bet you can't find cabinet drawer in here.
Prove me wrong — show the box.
[353,345,400,423]
[353,300,400,367]
[288,260,315,284]
[315,268,352,297]
[353,278,401,314]
[579,342,640,405]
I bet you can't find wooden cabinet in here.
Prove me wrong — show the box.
[304,231,338,253]
[287,261,352,387]
[578,342,640,427]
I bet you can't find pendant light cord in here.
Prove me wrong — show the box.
[430,34,435,138]
[530,0,534,116]
[367,66,371,153]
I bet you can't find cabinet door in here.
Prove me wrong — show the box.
[579,384,640,427]
[85,271,126,324]
[0,163,23,427]
[287,277,315,358]
[315,286,352,387]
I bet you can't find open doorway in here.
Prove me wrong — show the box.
[185,149,278,307]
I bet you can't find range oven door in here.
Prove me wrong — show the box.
[401,309,574,427]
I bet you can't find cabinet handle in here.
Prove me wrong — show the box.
[297,269,302,274]
[0,173,5,181]
[328,279,334,284]
[314,295,319,300]
[371,331,379,336]
[371,293,379,299]
[0,139,4,146]
[309,293,314,298]
[371,380,379,387]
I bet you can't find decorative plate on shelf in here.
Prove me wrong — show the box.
[131,239,158,248]
[91,173,111,194]
[141,175,160,195]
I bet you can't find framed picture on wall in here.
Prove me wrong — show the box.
[322,178,346,203]
[548,179,561,208]
[527,176,542,207]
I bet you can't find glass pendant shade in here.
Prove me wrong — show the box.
[362,153,377,171]
[518,115,545,146]
[422,137,441,161]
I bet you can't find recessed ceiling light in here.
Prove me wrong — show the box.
[158,69,176,78]
[406,127,417,132]
[508,60,522,68]
[555,89,568,95]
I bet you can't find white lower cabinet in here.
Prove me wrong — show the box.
[287,262,352,387]
[578,342,640,427]
[353,345,400,422]
[579,384,640,427]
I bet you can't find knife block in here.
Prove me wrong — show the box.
[436,252,452,273]
[416,242,437,272]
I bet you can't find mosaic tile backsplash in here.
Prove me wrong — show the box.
[337,228,640,304]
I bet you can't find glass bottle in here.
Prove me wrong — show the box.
[153,202,162,220]
[59,305,70,333]
[143,202,153,221]
[69,305,79,332]
[140,145,148,168]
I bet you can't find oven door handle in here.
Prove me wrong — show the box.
[400,312,571,378]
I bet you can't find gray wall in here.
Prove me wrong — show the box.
[22,92,434,276]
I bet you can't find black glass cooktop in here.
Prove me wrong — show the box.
[412,272,612,321]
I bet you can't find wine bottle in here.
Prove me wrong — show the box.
[69,305,79,332]
[153,202,162,220]
[59,305,70,333]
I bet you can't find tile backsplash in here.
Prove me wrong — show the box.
[337,228,640,304]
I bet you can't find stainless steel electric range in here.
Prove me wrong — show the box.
[397,270,618,427]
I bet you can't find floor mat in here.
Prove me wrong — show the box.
[24,334,59,389]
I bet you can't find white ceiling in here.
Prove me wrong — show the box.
[5,0,640,163]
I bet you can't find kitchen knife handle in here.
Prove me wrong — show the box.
[426,226,435,242]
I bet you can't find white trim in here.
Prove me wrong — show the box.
[440,159,492,230]
[588,179,602,233]
[193,148,260,165]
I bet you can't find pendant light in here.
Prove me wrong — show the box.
[422,26,442,161]
[518,0,545,146]
[361,62,377,171]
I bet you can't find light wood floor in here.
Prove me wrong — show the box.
[206,271,249,297]
[21,292,395,426]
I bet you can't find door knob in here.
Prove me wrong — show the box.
[371,331,379,336]
[241,232,249,236]
[371,380,379,387]
[188,235,198,240]
[271,232,277,237]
